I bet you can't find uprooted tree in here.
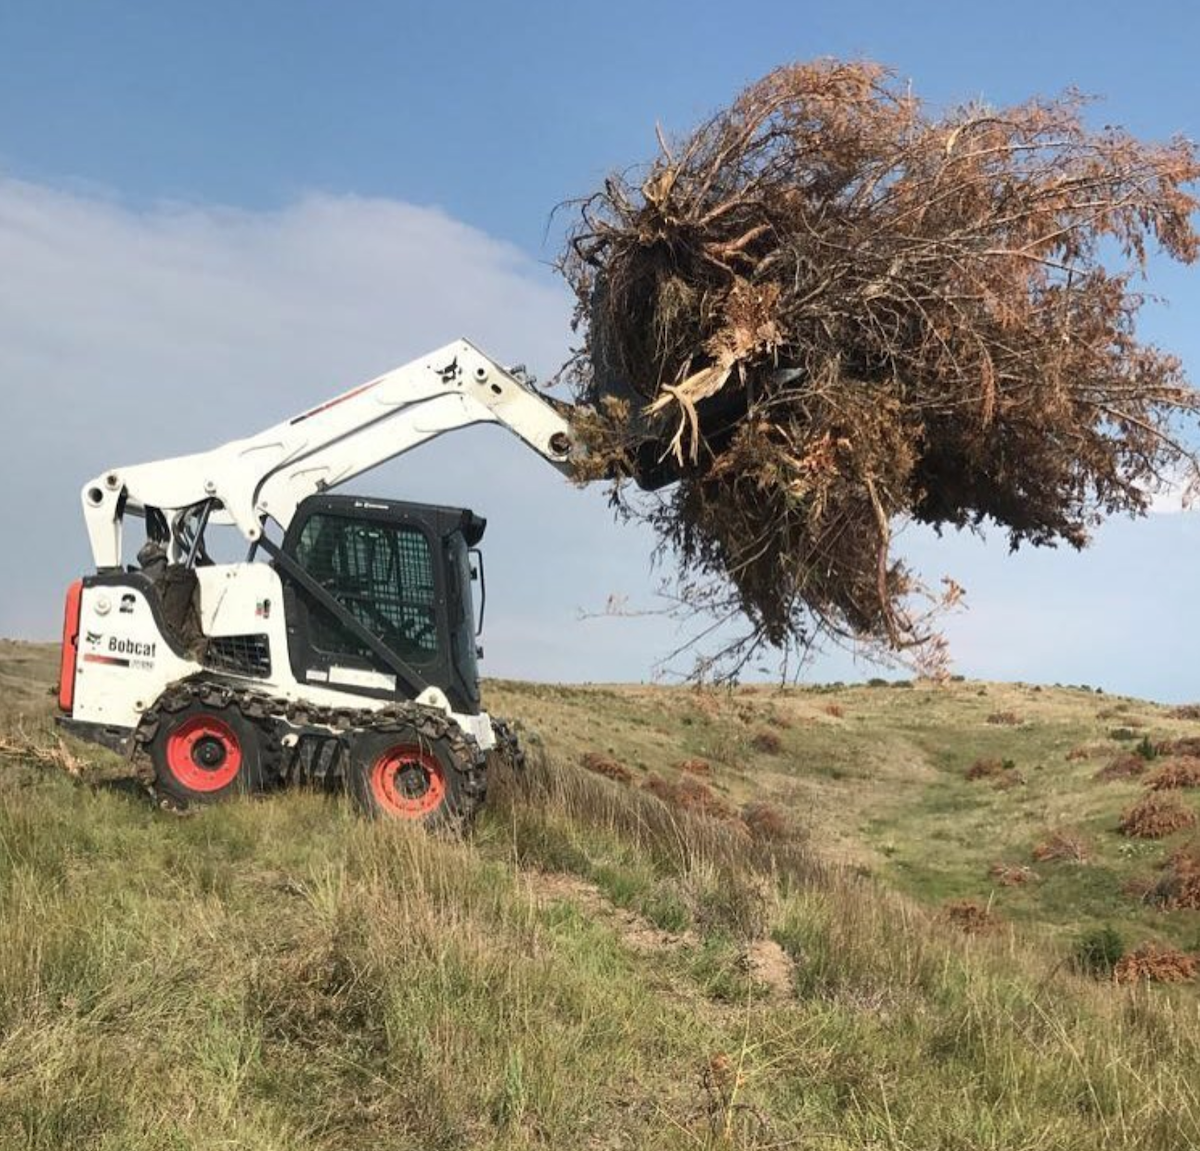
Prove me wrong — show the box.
[559,59,1200,673]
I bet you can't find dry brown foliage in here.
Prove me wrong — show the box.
[1113,944,1198,984]
[741,801,792,841]
[675,777,737,819]
[580,751,633,785]
[943,899,1000,935]
[1065,746,1094,762]
[676,757,713,776]
[992,770,1026,791]
[561,59,1200,669]
[1094,754,1148,782]
[822,702,845,719]
[641,774,736,821]
[986,711,1022,727]
[966,757,1002,781]
[1168,704,1200,720]
[1144,756,1200,791]
[1032,830,1091,863]
[1118,792,1198,839]
[1149,840,1200,910]
[750,730,784,755]
[1158,736,1200,757]
[988,863,1036,887]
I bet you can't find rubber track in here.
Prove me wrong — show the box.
[132,675,488,817]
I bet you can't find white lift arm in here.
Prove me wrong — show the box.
[82,339,577,568]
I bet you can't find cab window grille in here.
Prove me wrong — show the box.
[205,634,272,678]
[294,514,439,664]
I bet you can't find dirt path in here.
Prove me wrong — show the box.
[522,870,795,1000]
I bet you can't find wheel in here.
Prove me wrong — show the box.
[346,726,482,827]
[150,701,265,807]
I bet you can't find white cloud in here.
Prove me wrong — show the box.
[0,177,677,680]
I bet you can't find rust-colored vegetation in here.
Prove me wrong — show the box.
[1094,754,1149,782]
[1118,793,1198,839]
[561,59,1200,667]
[1032,830,1091,864]
[943,899,1001,935]
[581,751,633,785]
[1113,944,1198,984]
[1144,757,1200,791]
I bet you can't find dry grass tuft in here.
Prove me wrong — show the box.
[1113,944,1198,984]
[676,757,712,776]
[1032,830,1092,864]
[1065,745,1094,762]
[1118,793,1198,839]
[1168,704,1200,720]
[823,703,845,719]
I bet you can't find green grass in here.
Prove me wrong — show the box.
[3,645,1200,1146]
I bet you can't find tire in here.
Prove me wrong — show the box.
[346,726,482,828]
[150,700,265,807]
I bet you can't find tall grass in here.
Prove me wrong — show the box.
[1,737,1199,1148]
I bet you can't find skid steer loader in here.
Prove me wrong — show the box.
[56,340,581,824]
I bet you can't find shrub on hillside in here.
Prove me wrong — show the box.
[943,899,1000,935]
[966,757,1005,781]
[1148,840,1200,910]
[581,751,633,784]
[1072,925,1126,977]
[1113,944,1198,984]
[1094,754,1148,782]
[1032,830,1091,863]
[988,863,1036,887]
[1144,757,1200,791]
[991,768,1026,791]
[987,711,1022,726]
[966,757,1019,783]
[750,730,784,755]
[1118,793,1198,839]
[741,801,792,842]
[676,757,712,777]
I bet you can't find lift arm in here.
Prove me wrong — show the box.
[80,339,578,568]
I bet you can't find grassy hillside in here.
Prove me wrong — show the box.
[489,676,1200,954]
[2,644,1200,1148]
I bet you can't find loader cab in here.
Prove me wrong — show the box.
[278,494,486,715]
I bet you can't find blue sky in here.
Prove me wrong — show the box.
[2,1,1200,698]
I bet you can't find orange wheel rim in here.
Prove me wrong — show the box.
[165,715,242,792]
[369,744,446,818]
